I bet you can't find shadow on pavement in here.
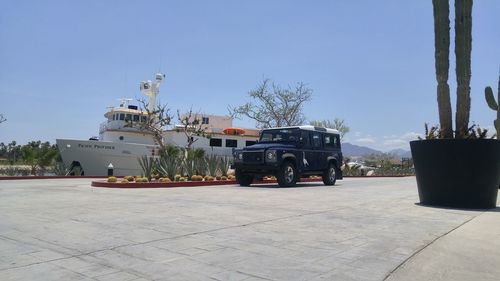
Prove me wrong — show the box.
[487,206,500,212]
[243,183,340,189]
[414,203,499,212]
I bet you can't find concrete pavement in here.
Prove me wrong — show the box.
[386,209,500,281]
[0,178,498,280]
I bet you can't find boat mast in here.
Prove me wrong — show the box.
[140,73,165,112]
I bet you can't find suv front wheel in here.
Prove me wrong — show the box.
[236,169,254,186]
[322,163,337,186]
[277,161,298,187]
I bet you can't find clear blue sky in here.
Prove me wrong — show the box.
[1,0,499,151]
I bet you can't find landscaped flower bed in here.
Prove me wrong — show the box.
[91,175,325,188]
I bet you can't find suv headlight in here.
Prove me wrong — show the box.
[234,151,243,161]
[266,150,277,162]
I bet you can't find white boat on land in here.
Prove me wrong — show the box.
[56,73,259,176]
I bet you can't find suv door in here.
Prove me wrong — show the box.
[311,132,323,171]
[323,133,337,168]
[300,130,314,172]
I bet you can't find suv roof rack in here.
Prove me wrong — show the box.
[263,125,340,134]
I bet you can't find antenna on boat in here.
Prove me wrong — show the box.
[140,73,165,112]
[117,98,133,108]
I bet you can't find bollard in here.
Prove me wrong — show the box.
[107,163,114,176]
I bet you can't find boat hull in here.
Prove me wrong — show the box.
[56,139,157,176]
[57,131,259,176]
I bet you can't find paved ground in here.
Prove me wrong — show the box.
[0,178,498,281]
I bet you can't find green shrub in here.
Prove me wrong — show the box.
[174,174,182,181]
[191,175,203,181]
[158,150,181,181]
[160,177,171,183]
[218,156,231,176]
[205,154,219,176]
[134,177,149,183]
[204,175,215,181]
[138,156,157,181]
[107,176,117,183]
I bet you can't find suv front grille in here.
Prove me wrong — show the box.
[243,151,264,164]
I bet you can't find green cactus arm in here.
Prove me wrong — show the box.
[485,86,498,110]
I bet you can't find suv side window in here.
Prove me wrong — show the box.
[312,132,322,148]
[335,135,341,148]
[300,131,311,148]
[324,134,334,149]
[324,133,339,149]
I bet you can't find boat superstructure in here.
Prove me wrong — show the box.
[57,73,259,176]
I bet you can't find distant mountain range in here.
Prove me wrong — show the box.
[342,143,412,158]
[387,148,412,158]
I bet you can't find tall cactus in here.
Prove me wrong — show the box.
[432,0,453,138]
[484,72,500,138]
[454,0,473,137]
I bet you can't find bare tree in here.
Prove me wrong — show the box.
[177,108,210,150]
[229,79,313,128]
[0,114,6,124]
[309,118,350,140]
[130,99,173,156]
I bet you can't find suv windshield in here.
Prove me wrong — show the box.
[259,128,300,143]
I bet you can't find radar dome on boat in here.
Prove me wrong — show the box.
[155,73,165,81]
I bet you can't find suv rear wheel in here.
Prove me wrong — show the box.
[322,163,337,186]
[277,161,298,187]
[236,169,254,186]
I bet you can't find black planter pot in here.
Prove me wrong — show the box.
[410,139,500,209]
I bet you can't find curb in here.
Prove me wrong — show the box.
[91,180,238,188]
[0,176,109,180]
[91,178,326,188]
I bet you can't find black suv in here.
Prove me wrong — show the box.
[233,126,343,187]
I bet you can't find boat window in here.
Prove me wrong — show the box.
[125,114,132,121]
[141,116,147,122]
[245,140,256,146]
[226,139,237,148]
[202,117,209,124]
[133,115,139,122]
[119,114,125,120]
[210,138,222,147]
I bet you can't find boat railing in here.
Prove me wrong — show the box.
[99,120,143,134]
